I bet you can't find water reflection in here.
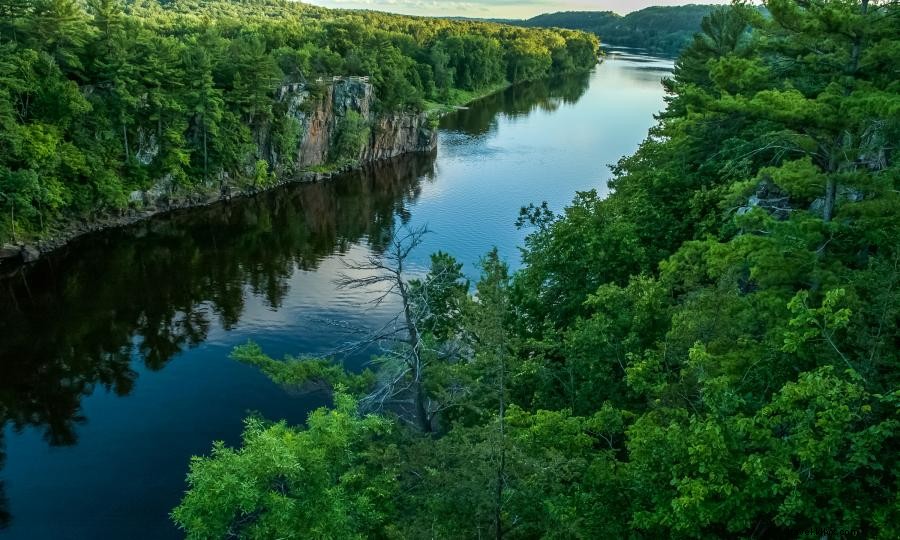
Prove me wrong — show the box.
[0,446,7,530]
[0,73,592,463]
[440,71,591,137]
[0,56,669,537]
[0,154,434,528]
[605,51,675,83]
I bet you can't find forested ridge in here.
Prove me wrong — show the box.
[172,1,899,538]
[518,4,719,56]
[0,0,598,246]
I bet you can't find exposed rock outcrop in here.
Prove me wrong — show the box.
[736,179,866,221]
[365,111,437,162]
[736,180,793,221]
[809,186,864,218]
[0,77,438,267]
[269,78,436,169]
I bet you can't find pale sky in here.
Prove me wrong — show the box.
[306,1,733,19]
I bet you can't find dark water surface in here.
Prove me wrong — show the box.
[0,51,671,539]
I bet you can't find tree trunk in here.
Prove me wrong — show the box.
[414,378,431,433]
[494,348,506,540]
[848,1,869,76]
[823,176,836,223]
[203,121,208,180]
[122,123,129,161]
[399,271,431,433]
[823,1,868,226]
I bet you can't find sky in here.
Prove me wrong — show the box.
[306,1,733,19]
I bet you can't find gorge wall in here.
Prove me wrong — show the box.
[267,78,437,168]
[1,79,437,266]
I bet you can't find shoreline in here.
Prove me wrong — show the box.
[0,156,428,273]
[0,71,592,271]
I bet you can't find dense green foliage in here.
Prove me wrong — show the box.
[175,1,899,538]
[0,0,597,245]
[172,393,398,539]
[519,5,719,56]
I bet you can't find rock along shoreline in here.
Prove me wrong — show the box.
[0,153,435,272]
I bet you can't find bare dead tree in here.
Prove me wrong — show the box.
[335,224,469,432]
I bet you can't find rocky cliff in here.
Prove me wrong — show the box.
[268,78,436,170]
[0,78,437,267]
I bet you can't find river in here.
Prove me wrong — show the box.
[0,50,672,539]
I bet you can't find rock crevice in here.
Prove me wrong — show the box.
[273,78,436,169]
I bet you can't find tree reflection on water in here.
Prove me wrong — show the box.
[0,153,435,528]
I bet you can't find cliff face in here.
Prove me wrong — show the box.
[272,78,436,170]
[0,78,437,267]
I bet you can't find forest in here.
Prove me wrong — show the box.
[519,5,719,56]
[0,0,598,246]
[173,1,899,538]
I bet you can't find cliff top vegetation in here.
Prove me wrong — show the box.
[0,0,598,245]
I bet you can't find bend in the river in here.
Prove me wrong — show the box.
[0,50,672,539]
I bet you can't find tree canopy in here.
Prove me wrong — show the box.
[173,1,898,537]
[0,0,598,245]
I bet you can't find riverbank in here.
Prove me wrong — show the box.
[0,75,566,270]
[423,80,513,117]
[0,160,411,273]
[0,56,670,540]
[0,152,440,272]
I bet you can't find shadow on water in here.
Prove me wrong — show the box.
[0,153,435,529]
[440,71,592,137]
[0,448,7,530]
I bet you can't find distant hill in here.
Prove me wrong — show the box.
[445,16,520,24]
[517,5,719,56]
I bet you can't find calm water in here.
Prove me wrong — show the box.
[0,51,672,539]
